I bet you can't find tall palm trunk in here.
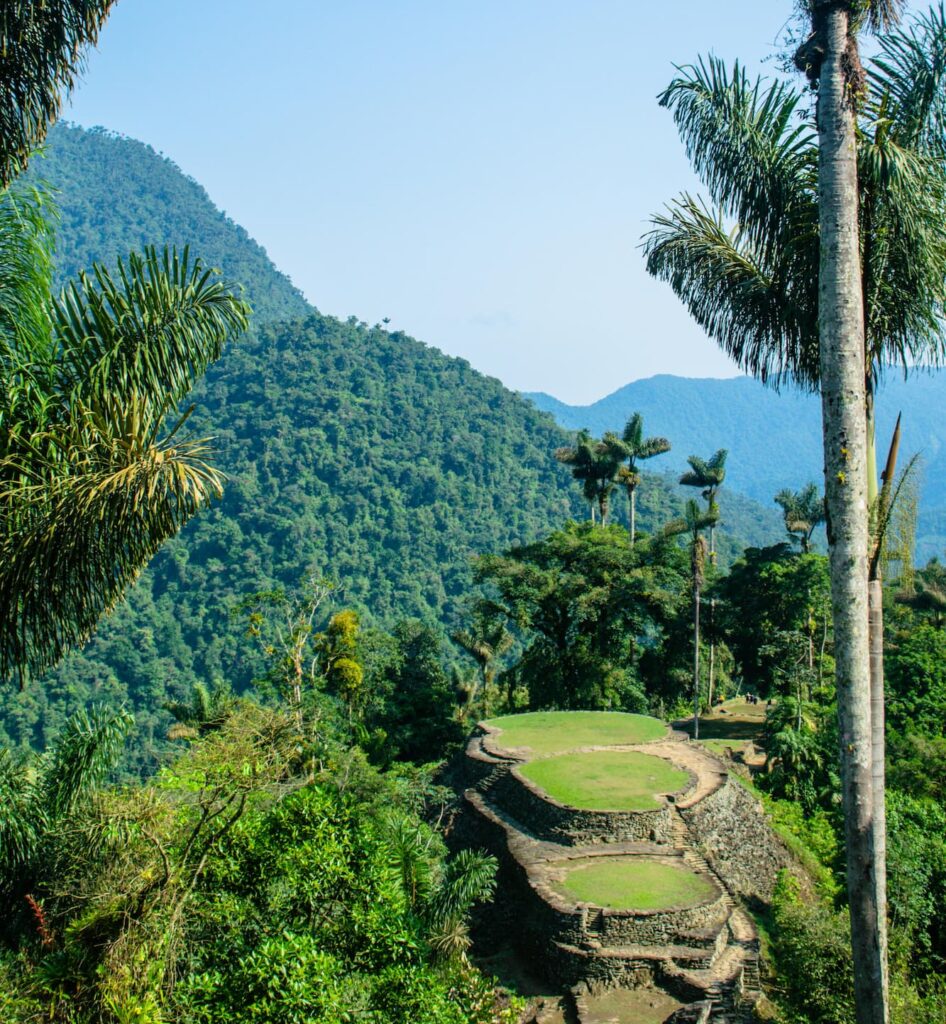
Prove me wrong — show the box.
[629,486,637,546]
[693,579,701,740]
[707,521,716,710]
[816,5,888,1022]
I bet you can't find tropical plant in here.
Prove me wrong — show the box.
[0,185,249,688]
[0,1,117,186]
[609,412,671,545]
[164,681,236,741]
[451,604,513,719]
[644,6,946,1013]
[554,428,623,524]
[0,703,133,932]
[775,483,826,554]
[664,498,718,738]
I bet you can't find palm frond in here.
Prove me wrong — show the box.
[0,1,118,185]
[52,246,249,408]
[41,704,133,818]
[644,195,819,388]
[0,393,227,683]
[658,56,816,258]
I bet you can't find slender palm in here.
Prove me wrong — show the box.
[664,499,718,739]
[679,449,727,557]
[775,483,826,553]
[0,1,117,186]
[0,186,249,686]
[452,606,513,718]
[555,429,623,524]
[645,8,941,1016]
[611,413,671,545]
[680,449,726,707]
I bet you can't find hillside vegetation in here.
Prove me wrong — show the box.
[2,124,781,760]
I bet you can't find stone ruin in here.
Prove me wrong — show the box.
[454,715,798,1024]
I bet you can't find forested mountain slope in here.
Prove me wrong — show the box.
[528,372,946,560]
[27,123,310,324]
[2,124,782,757]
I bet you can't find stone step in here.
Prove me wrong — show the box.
[670,944,747,992]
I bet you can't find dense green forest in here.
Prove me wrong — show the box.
[0,124,782,763]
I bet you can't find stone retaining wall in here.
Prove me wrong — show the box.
[463,791,728,953]
[487,769,674,845]
[680,777,795,903]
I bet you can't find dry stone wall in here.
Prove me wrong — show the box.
[680,777,795,903]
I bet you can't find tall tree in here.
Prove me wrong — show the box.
[0,1,117,186]
[610,412,671,545]
[0,186,249,687]
[554,429,623,524]
[680,449,727,706]
[664,499,717,739]
[645,7,946,1015]
[452,604,513,719]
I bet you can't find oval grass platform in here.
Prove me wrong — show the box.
[554,856,716,911]
[519,750,689,811]
[483,710,666,756]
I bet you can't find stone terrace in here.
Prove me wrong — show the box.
[458,712,788,1024]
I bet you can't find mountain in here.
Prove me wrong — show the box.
[527,372,946,562]
[29,123,310,324]
[2,123,784,760]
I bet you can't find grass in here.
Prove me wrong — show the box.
[555,856,716,911]
[484,711,665,755]
[519,750,689,810]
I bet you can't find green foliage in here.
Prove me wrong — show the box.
[476,522,688,711]
[886,624,946,736]
[0,2,116,187]
[715,544,831,694]
[0,703,515,1024]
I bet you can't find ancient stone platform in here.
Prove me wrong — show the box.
[457,712,790,1023]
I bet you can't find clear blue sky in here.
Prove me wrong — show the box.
[61,1,918,403]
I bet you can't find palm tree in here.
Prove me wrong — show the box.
[164,682,236,741]
[452,605,513,719]
[680,449,727,707]
[0,704,133,930]
[0,185,249,687]
[775,483,826,554]
[554,429,623,524]
[664,499,718,739]
[0,1,117,186]
[610,413,671,545]
[680,449,726,556]
[645,8,941,1014]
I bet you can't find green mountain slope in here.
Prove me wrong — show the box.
[28,123,310,324]
[1,124,782,759]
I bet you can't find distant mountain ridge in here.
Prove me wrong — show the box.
[527,372,946,561]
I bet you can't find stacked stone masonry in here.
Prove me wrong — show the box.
[458,717,797,1023]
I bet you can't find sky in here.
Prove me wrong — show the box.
[60,2,907,403]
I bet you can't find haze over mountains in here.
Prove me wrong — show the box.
[528,371,946,562]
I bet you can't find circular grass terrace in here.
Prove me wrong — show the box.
[554,856,716,911]
[483,710,666,756]
[518,750,690,811]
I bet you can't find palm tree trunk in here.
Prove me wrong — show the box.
[868,574,887,956]
[815,6,888,1022]
[630,487,637,546]
[693,582,701,740]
